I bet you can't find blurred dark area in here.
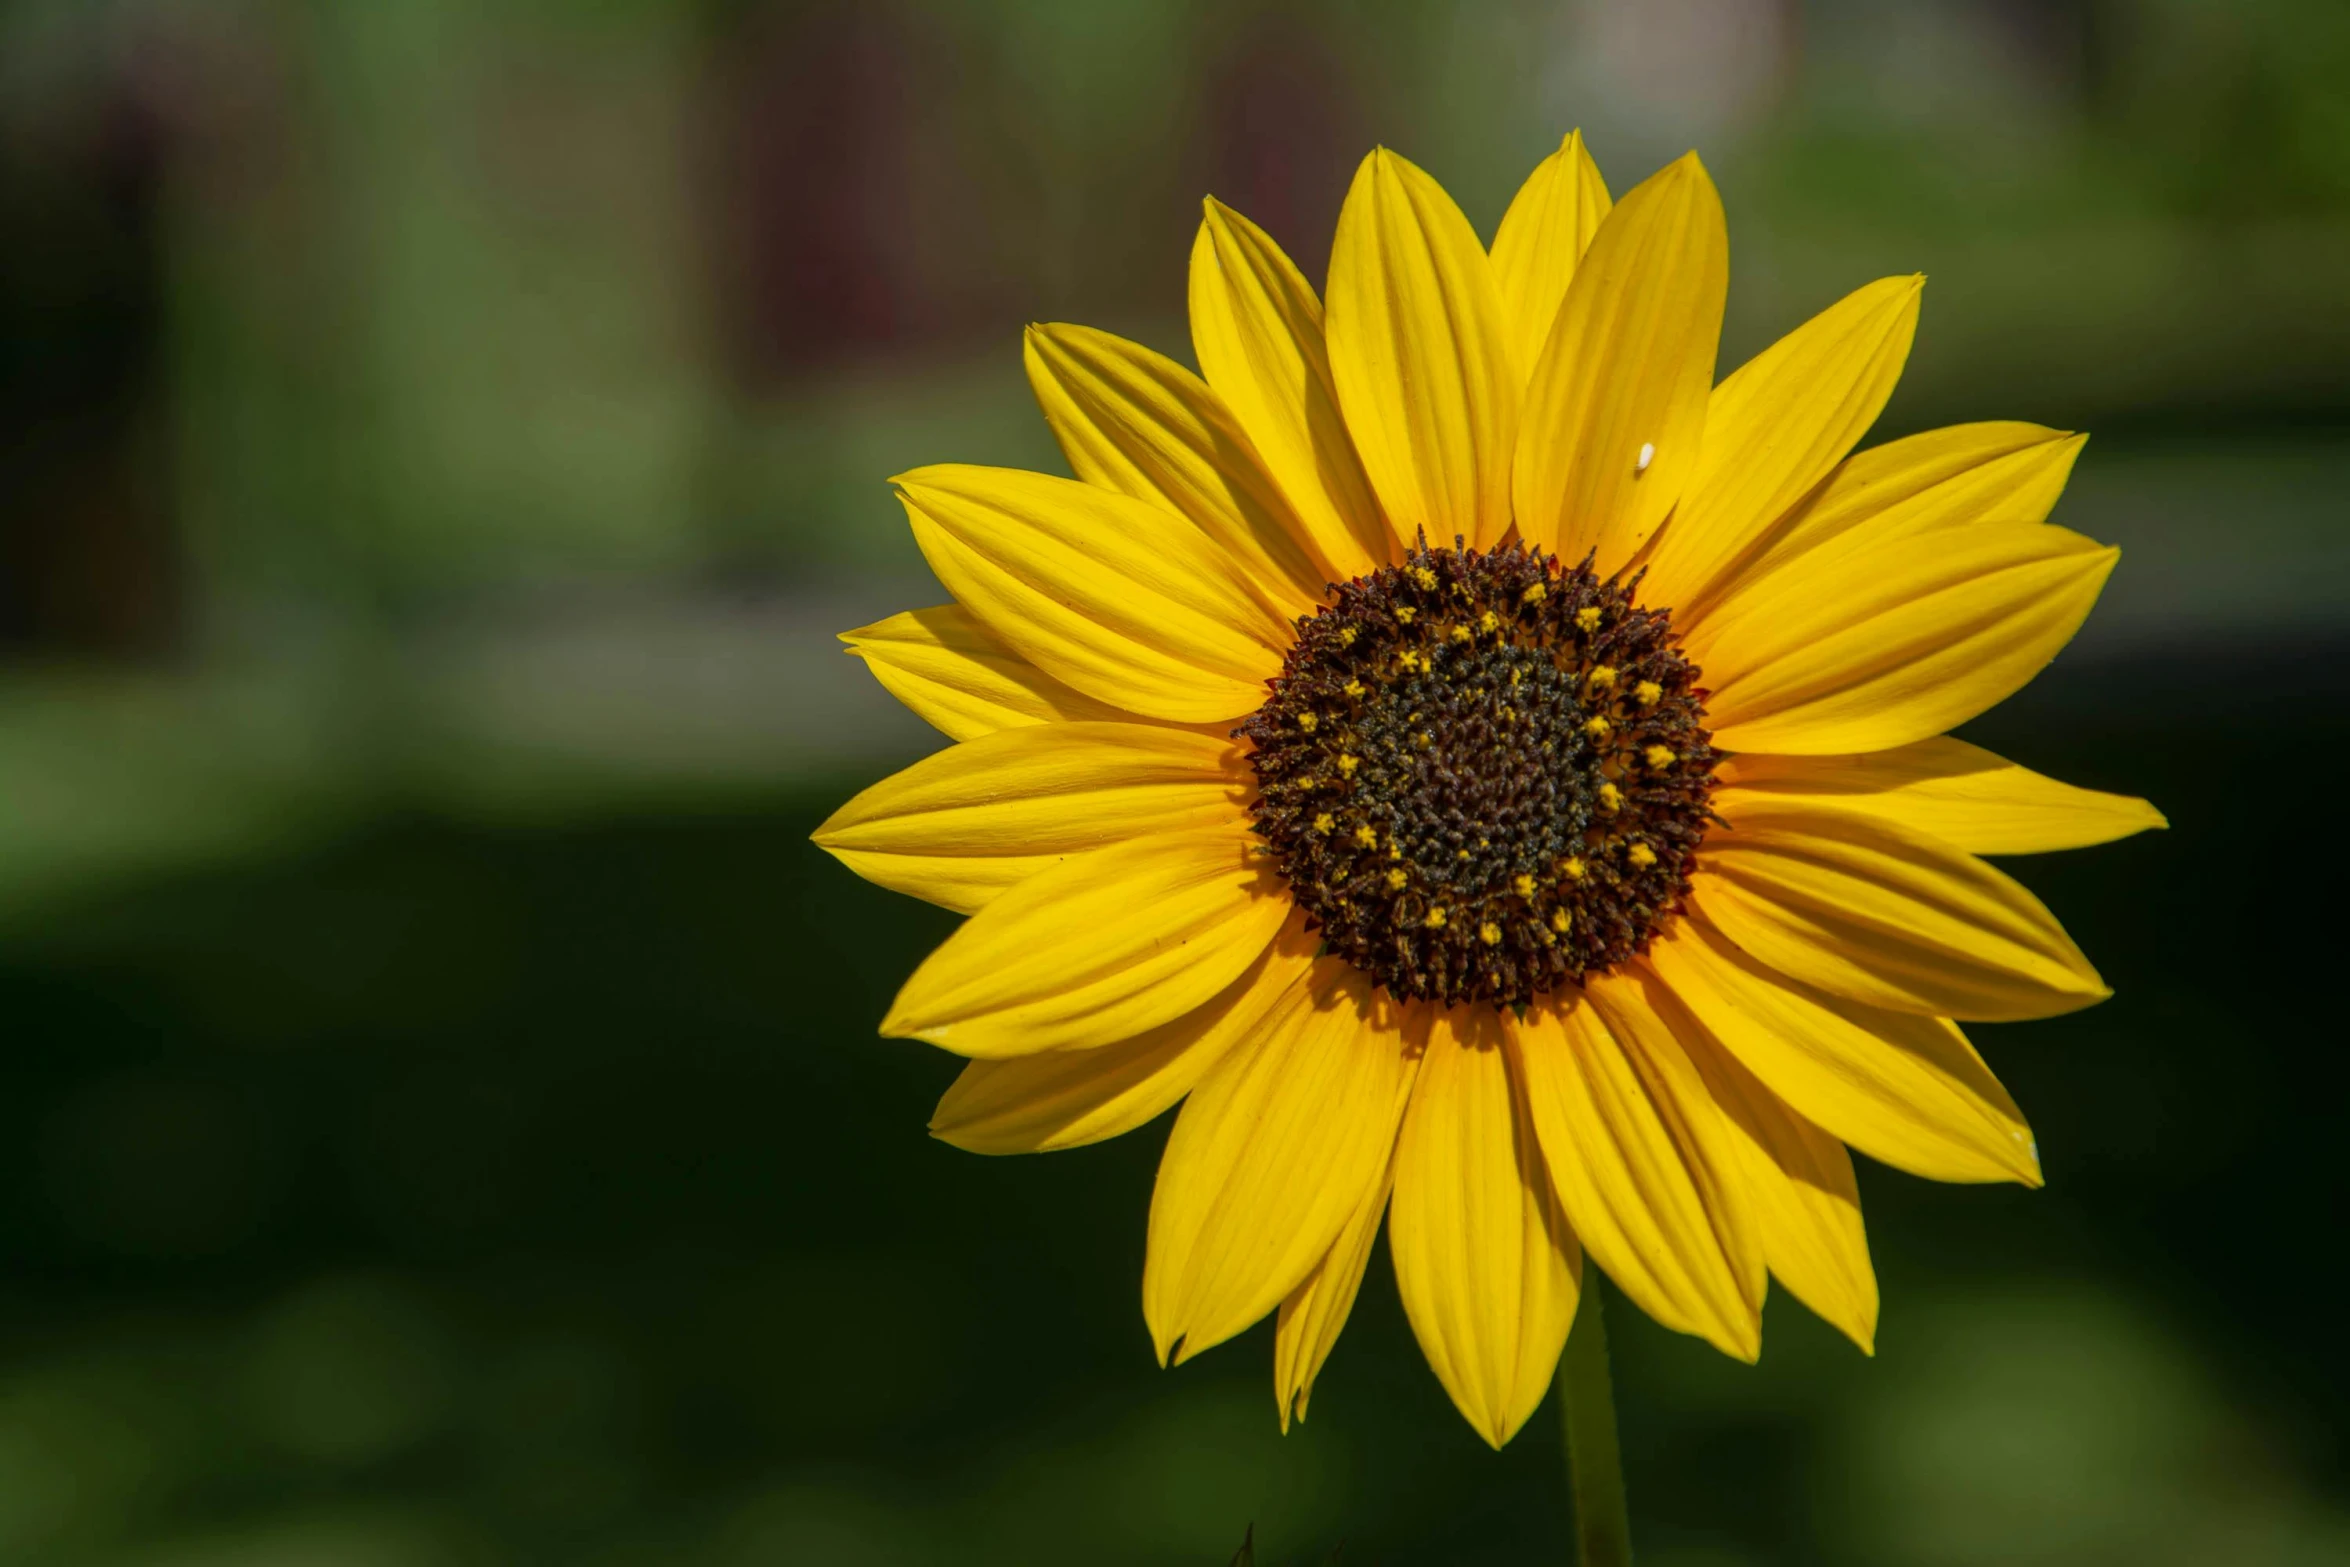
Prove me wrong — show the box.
[1,1,2345,1562]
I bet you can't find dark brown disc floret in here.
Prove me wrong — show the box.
[1241,541,1719,1009]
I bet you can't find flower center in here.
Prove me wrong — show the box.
[1241,543,1718,1008]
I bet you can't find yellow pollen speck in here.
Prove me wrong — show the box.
[1386,868,1408,890]
[1635,680,1663,706]
[1550,909,1572,933]
[1563,856,1588,881]
[1412,566,1438,590]
[1395,606,1416,624]
[1479,610,1499,633]
[1344,679,1365,698]
[1513,873,1537,899]
[1627,841,1658,868]
[1450,623,1472,643]
[1389,843,1402,859]
[1522,582,1547,604]
[1354,824,1379,848]
[1425,907,1448,929]
[1457,847,1471,860]
[1338,753,1359,776]
[1584,716,1612,739]
[1645,744,1677,768]
[1575,606,1601,632]
[1312,812,1335,834]
[1598,782,1623,813]
[1297,711,1318,732]
[1588,665,1618,691]
[1479,921,1502,946]
[1339,626,1357,646]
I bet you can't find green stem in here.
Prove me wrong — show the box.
[1558,1280,1632,1566]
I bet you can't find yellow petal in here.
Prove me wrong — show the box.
[1695,522,2119,757]
[841,605,1129,741]
[813,721,1251,914]
[1696,799,2109,1021]
[1274,1119,1402,1431]
[1641,275,1923,611]
[1189,199,1391,581]
[1510,987,1761,1360]
[1024,322,1327,616]
[1144,965,1417,1365]
[1389,1006,1580,1447]
[1645,915,2040,1186]
[1488,130,1611,387]
[1717,737,2166,856]
[897,465,1288,724]
[1680,1027,1878,1352]
[932,914,1318,1154]
[1514,152,1726,568]
[880,826,1288,1057]
[1326,148,1519,551]
[1680,421,2083,629]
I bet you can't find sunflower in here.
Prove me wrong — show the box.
[813,134,2161,1448]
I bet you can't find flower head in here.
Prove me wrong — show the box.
[814,133,2163,1447]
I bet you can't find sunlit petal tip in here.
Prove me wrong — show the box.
[1656,149,1717,199]
[2015,1130,2048,1190]
[1200,192,1271,244]
[1885,271,1926,316]
[876,996,927,1042]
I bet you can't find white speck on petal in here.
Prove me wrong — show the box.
[1635,442,1655,474]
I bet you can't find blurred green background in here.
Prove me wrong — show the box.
[3,1,2347,1562]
